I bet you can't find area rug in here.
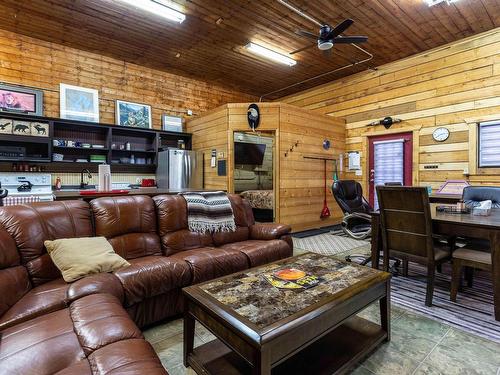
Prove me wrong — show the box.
[391,262,500,343]
[292,234,500,343]
[292,233,368,256]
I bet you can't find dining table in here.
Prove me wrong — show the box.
[370,204,500,321]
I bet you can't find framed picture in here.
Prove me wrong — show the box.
[162,114,183,132]
[60,83,99,122]
[12,120,32,135]
[0,118,13,134]
[0,82,43,116]
[116,100,152,129]
[30,122,49,137]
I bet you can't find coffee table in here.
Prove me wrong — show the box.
[183,252,391,375]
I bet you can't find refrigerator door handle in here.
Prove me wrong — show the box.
[184,152,189,187]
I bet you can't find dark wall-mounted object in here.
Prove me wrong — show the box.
[217,159,227,176]
[247,103,260,130]
[369,116,402,129]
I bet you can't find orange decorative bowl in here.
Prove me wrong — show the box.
[274,268,306,281]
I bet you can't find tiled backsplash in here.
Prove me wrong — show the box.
[51,173,155,187]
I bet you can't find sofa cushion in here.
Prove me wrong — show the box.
[0,266,31,318]
[45,237,130,282]
[0,308,86,375]
[220,239,292,267]
[0,277,68,331]
[91,196,162,260]
[154,195,213,255]
[69,294,142,356]
[0,201,93,286]
[88,339,166,374]
[114,256,191,307]
[66,272,124,304]
[169,247,249,283]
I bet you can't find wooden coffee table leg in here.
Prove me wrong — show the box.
[489,231,500,321]
[184,311,195,367]
[253,349,271,375]
[379,280,391,342]
[371,215,380,270]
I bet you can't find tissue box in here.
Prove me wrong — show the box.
[472,207,491,216]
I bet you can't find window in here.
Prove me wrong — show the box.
[373,139,404,210]
[479,121,500,168]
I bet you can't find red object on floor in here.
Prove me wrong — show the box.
[79,190,130,196]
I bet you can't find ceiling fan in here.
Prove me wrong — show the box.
[291,18,368,55]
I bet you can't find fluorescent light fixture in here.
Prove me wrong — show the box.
[116,0,185,23]
[245,43,297,66]
[424,0,459,6]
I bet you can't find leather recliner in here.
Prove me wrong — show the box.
[0,194,292,374]
[332,180,373,240]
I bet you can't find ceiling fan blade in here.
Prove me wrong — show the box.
[295,29,318,40]
[333,35,368,44]
[327,19,354,39]
[289,43,316,55]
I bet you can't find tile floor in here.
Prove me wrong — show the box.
[144,300,500,375]
[143,245,500,374]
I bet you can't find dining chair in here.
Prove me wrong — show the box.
[450,248,492,302]
[376,186,453,306]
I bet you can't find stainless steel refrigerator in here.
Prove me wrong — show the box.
[156,149,203,189]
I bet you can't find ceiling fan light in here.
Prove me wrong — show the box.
[318,40,333,50]
[245,43,297,66]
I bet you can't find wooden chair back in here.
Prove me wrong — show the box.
[376,186,434,262]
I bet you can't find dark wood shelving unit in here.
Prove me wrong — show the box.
[0,112,192,173]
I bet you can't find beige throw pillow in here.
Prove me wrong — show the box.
[45,237,130,282]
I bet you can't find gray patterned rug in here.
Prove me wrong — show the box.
[292,233,368,256]
[293,234,500,343]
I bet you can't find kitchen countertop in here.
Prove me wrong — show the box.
[53,187,210,200]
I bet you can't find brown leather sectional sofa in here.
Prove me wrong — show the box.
[0,194,292,374]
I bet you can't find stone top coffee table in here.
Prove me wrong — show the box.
[183,252,391,375]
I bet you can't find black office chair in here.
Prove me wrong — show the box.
[332,180,373,240]
[459,186,500,269]
[463,186,500,208]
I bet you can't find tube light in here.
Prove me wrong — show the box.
[116,0,186,23]
[424,0,459,6]
[245,43,297,66]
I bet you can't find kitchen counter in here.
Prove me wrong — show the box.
[53,188,211,201]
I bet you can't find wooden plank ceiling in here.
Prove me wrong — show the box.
[0,0,499,98]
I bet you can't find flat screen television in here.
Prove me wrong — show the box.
[234,142,266,165]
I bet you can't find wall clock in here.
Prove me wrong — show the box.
[432,127,450,142]
[247,103,260,130]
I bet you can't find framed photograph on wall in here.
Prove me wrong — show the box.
[60,83,99,122]
[162,114,183,132]
[116,100,152,129]
[0,82,43,116]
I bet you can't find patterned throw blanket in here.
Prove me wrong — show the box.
[180,191,236,234]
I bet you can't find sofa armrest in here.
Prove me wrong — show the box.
[249,223,291,241]
[66,272,124,304]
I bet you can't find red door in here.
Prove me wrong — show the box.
[369,132,413,209]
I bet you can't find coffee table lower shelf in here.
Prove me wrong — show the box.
[187,316,386,375]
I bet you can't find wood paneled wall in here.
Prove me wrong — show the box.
[0,29,255,128]
[282,27,500,193]
[186,103,345,231]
